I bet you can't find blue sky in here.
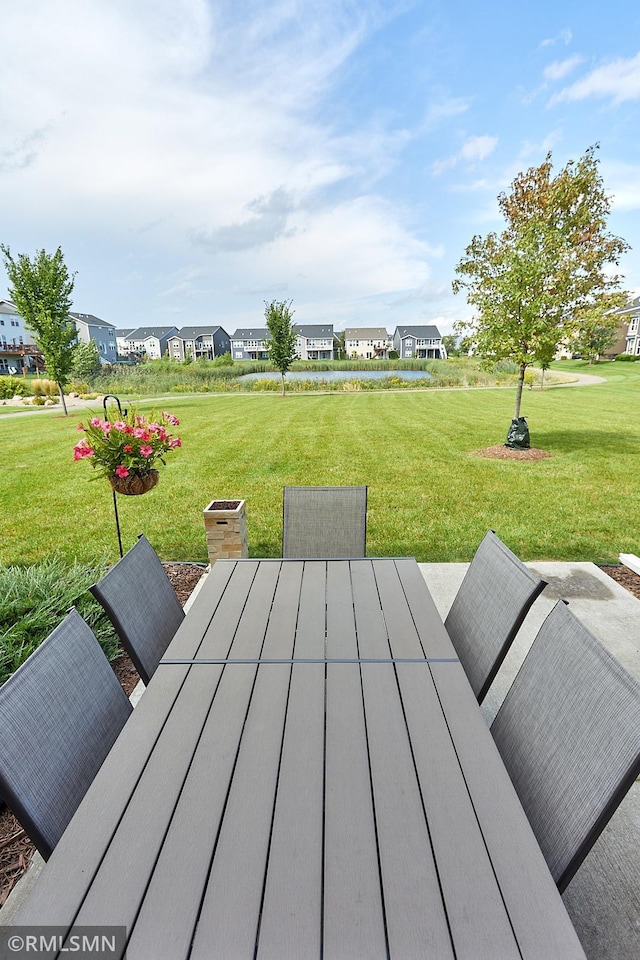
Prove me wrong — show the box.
[1,0,639,335]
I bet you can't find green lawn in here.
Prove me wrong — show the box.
[2,360,638,565]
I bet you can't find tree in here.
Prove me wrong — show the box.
[441,334,459,357]
[264,299,298,395]
[71,340,102,382]
[570,291,628,363]
[1,245,76,414]
[452,147,629,428]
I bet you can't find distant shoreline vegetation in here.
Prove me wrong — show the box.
[80,356,566,397]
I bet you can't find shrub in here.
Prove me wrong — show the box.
[31,378,58,396]
[614,353,637,362]
[0,556,120,686]
[32,395,46,405]
[0,375,28,399]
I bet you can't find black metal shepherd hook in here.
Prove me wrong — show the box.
[103,395,128,558]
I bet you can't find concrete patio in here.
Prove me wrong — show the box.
[2,561,639,958]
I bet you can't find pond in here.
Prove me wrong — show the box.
[239,369,433,382]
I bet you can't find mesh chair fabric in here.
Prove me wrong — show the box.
[90,534,184,685]
[282,486,367,558]
[0,608,132,859]
[444,530,546,702]
[491,600,640,891]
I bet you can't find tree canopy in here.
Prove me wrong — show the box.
[1,245,76,414]
[452,146,629,421]
[264,299,298,395]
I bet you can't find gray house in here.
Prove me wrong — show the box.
[231,328,271,361]
[393,325,444,360]
[70,313,118,363]
[167,326,231,361]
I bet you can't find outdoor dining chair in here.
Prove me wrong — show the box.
[0,608,132,860]
[491,599,640,892]
[282,485,367,558]
[90,533,185,685]
[444,530,547,702]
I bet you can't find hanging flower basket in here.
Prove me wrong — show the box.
[74,408,182,489]
[109,469,159,496]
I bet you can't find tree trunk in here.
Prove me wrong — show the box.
[281,373,286,397]
[58,382,68,415]
[514,364,526,418]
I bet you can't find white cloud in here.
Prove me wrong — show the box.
[540,29,572,48]
[551,51,640,105]
[460,136,498,163]
[543,55,584,81]
[432,135,498,176]
[602,161,640,212]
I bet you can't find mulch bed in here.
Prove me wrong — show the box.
[0,562,206,908]
[2,558,639,907]
[474,444,552,461]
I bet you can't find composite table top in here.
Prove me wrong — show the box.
[14,558,586,959]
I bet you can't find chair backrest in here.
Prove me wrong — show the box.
[0,608,132,860]
[90,534,185,684]
[491,600,640,892]
[282,485,367,558]
[444,530,546,702]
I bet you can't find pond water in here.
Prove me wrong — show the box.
[239,369,433,382]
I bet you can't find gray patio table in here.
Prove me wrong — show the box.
[12,558,587,959]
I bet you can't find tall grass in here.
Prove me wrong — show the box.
[0,556,120,685]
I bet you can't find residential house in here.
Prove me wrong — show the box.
[392,325,445,360]
[344,327,392,359]
[70,313,118,363]
[120,326,180,360]
[115,329,135,359]
[231,328,271,361]
[611,295,640,357]
[295,324,337,360]
[0,300,43,374]
[167,326,231,361]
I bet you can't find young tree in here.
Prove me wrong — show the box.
[1,245,76,414]
[452,147,629,429]
[264,299,298,396]
[71,340,102,382]
[571,291,628,363]
[441,334,459,357]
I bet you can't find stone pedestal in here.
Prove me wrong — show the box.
[203,499,248,563]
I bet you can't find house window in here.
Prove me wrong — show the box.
[234,351,243,359]
[629,318,639,334]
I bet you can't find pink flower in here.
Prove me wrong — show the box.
[73,440,94,460]
[163,412,180,425]
[102,422,112,434]
[168,437,182,448]
[89,417,103,428]
[124,444,133,453]
[139,445,154,457]
[124,425,134,434]
[115,465,130,478]
[133,427,147,439]
[112,421,127,432]
[77,422,85,431]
